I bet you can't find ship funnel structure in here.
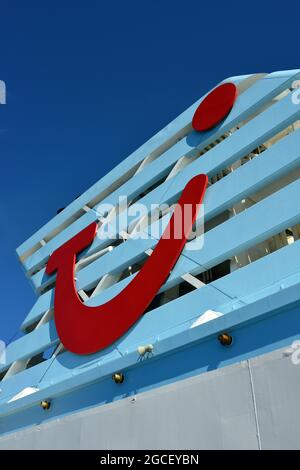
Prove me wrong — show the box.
[2,70,300,448]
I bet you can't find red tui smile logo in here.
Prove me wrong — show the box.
[46,83,237,355]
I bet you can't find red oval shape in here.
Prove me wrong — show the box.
[192,82,238,132]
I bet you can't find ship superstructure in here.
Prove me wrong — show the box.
[1,70,300,449]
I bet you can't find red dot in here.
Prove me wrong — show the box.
[192,82,238,132]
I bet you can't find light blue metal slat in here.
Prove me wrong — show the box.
[0,360,51,401]
[6,179,300,371]
[21,71,300,275]
[0,321,59,374]
[22,127,300,328]
[22,290,54,331]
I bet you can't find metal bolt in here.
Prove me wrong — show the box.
[40,400,51,410]
[112,372,124,384]
[218,333,233,346]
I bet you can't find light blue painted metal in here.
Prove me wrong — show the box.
[1,283,300,431]
[2,70,300,437]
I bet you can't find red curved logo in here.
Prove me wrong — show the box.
[46,82,237,355]
[46,174,208,354]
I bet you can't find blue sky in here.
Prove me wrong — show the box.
[0,0,299,343]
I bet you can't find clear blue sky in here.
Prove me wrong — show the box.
[0,0,299,343]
